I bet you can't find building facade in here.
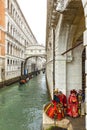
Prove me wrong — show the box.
[46,0,87,129]
[0,0,5,82]
[0,0,39,82]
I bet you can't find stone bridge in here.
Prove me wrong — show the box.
[21,44,46,76]
[25,44,46,59]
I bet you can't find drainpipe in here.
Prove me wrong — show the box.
[53,28,55,97]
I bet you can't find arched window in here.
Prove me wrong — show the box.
[13,8,15,18]
[7,0,9,9]
[11,3,13,14]
[11,25,12,34]
[10,44,12,55]
[7,59,9,65]
[13,28,15,37]
[7,42,9,54]
[10,60,12,64]
[7,22,9,32]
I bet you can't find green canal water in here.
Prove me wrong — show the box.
[0,73,50,130]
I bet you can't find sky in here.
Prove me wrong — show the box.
[17,0,47,46]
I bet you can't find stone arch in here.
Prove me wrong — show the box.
[63,1,85,96]
[55,0,86,95]
[21,55,46,76]
[64,30,85,96]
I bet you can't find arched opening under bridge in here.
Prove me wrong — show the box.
[21,55,46,77]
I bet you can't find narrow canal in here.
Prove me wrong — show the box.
[0,72,50,130]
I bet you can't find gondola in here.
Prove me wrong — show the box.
[19,79,27,85]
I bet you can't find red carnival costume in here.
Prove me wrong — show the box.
[58,91,67,114]
[45,89,64,120]
[67,89,79,118]
[45,101,64,120]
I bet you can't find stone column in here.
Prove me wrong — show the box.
[55,23,70,95]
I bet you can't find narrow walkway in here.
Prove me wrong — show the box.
[0,72,50,130]
[67,116,85,130]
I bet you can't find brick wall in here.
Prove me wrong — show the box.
[0,0,5,27]
[0,0,5,56]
